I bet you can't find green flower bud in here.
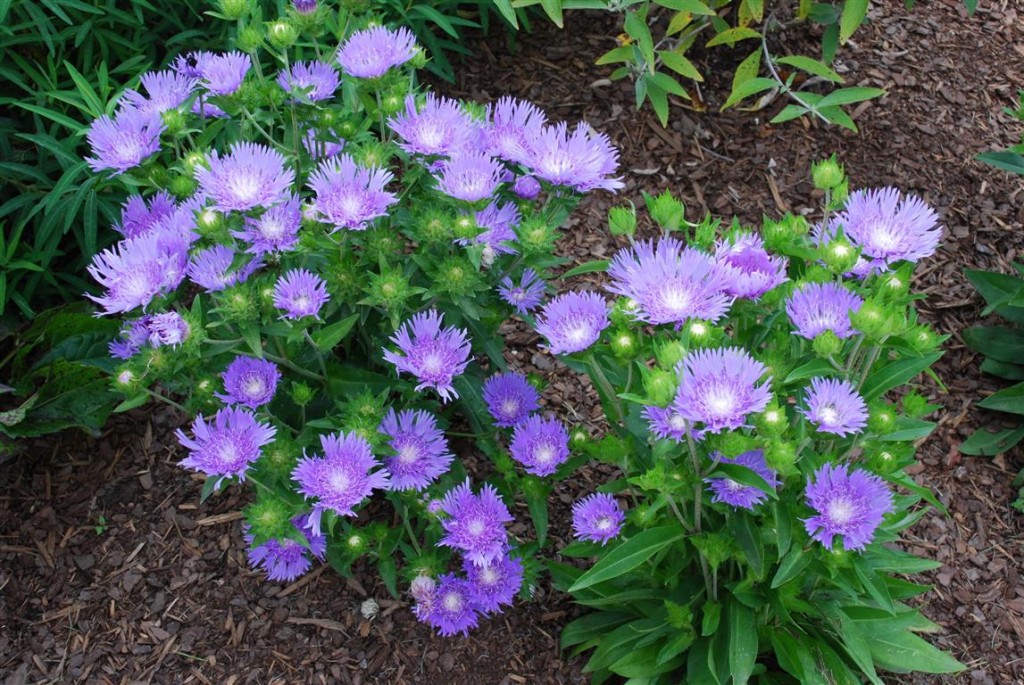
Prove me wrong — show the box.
[291,381,315,407]
[812,330,842,358]
[113,367,142,394]
[643,368,677,406]
[237,24,264,53]
[692,218,717,250]
[346,531,368,556]
[691,532,733,570]
[260,436,299,478]
[906,324,940,353]
[823,546,852,570]
[821,237,859,274]
[380,92,405,116]
[756,405,788,435]
[432,255,482,299]
[801,264,833,283]
[901,391,933,419]
[218,0,253,21]
[644,190,684,232]
[352,141,393,169]
[266,20,299,50]
[218,286,258,322]
[608,204,637,238]
[655,340,687,369]
[685,320,716,345]
[325,252,363,301]
[865,442,912,474]
[409,45,428,70]
[365,266,413,311]
[161,108,187,136]
[811,155,845,191]
[518,218,558,255]
[453,214,479,241]
[569,427,590,449]
[610,329,637,358]
[608,298,638,327]
[168,174,198,199]
[764,440,798,476]
[335,118,358,138]
[831,178,850,205]
[868,403,898,434]
[664,600,693,631]
[526,373,546,392]
[197,207,223,232]
[850,299,891,340]
[417,209,456,243]
[244,496,294,543]
[147,163,169,188]
[631,465,667,492]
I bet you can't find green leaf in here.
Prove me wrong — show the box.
[771,104,810,124]
[378,556,399,598]
[659,49,703,81]
[964,326,1024,362]
[658,0,715,14]
[977,381,1024,415]
[980,357,1024,380]
[569,525,684,592]
[731,47,763,94]
[784,357,838,384]
[839,0,869,43]
[561,611,633,650]
[539,0,564,27]
[708,462,778,500]
[878,417,936,442]
[113,392,149,413]
[706,26,761,48]
[817,86,885,109]
[560,259,609,279]
[775,54,843,82]
[772,545,812,588]
[960,424,1024,456]
[596,45,635,66]
[867,629,965,674]
[977,150,1024,175]
[312,313,358,352]
[728,599,757,684]
[525,483,550,546]
[721,77,778,110]
[861,351,942,400]
[625,9,655,70]
[965,268,1024,310]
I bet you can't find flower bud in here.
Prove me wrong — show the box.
[526,373,546,391]
[867,403,898,435]
[292,0,317,14]
[608,204,637,238]
[850,300,890,339]
[237,24,264,53]
[764,439,798,475]
[655,340,687,369]
[366,267,412,311]
[291,381,315,407]
[906,324,941,353]
[692,218,717,251]
[610,329,637,358]
[518,219,558,255]
[811,155,845,191]
[113,367,142,393]
[218,0,253,21]
[352,141,392,169]
[812,330,842,358]
[822,237,859,274]
[346,532,368,555]
[644,190,684,232]
[513,175,540,199]
[267,20,299,50]
[261,437,299,477]
[168,174,197,199]
[244,497,293,543]
[453,214,479,241]
[569,427,590,449]
[643,368,677,406]
[902,391,933,419]
[756,405,788,435]
[219,286,257,322]
[608,297,638,327]
[685,320,715,345]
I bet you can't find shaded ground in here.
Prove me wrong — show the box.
[3,0,1024,682]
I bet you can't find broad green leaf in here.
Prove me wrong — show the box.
[965,268,1024,310]
[706,26,761,48]
[839,0,869,43]
[960,424,1024,456]
[963,326,1024,362]
[657,0,715,14]
[784,357,837,383]
[561,611,633,650]
[817,86,886,109]
[732,47,763,94]
[539,0,564,27]
[561,259,609,279]
[861,351,942,400]
[728,599,757,684]
[772,545,811,588]
[490,0,518,27]
[524,483,549,546]
[818,105,858,131]
[708,462,779,500]
[977,381,1024,415]
[312,313,358,352]
[878,417,936,442]
[659,49,703,81]
[596,45,635,66]
[625,9,656,71]
[980,357,1024,381]
[977,150,1024,175]
[721,76,777,110]
[775,54,843,82]
[867,629,965,674]
[569,525,684,591]
[771,104,810,124]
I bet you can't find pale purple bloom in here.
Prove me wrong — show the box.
[801,377,868,437]
[509,415,569,477]
[535,291,610,355]
[115,191,177,239]
[86,108,164,174]
[306,154,396,231]
[122,70,196,114]
[292,432,391,536]
[147,311,190,347]
[482,372,539,427]
[335,26,417,79]
[435,151,503,202]
[192,97,228,119]
[218,356,281,408]
[233,195,302,255]
[277,60,339,102]
[714,233,788,299]
[498,269,545,314]
[245,514,326,582]
[424,573,480,636]
[512,175,541,199]
[388,94,477,156]
[469,201,519,255]
[804,463,894,551]
[523,122,623,193]
[785,282,864,339]
[705,450,779,510]
[643,405,688,442]
[835,188,941,269]
[176,406,276,485]
[464,554,523,614]
[109,317,152,359]
[86,224,191,314]
[172,51,212,79]
[438,480,513,566]
[672,347,772,435]
[410,575,437,621]
[186,245,236,292]
[273,268,330,320]
[378,409,454,491]
[483,96,546,164]
[382,309,471,403]
[196,143,294,213]
[571,493,624,546]
[199,51,250,95]
[607,237,732,327]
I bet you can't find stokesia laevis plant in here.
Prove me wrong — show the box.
[545,159,964,682]
[82,6,622,635]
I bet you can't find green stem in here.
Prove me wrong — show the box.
[683,419,715,602]
[587,352,626,430]
[403,506,422,556]
[303,329,328,379]
[143,387,187,413]
[265,352,323,382]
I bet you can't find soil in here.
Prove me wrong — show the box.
[3,1,1024,683]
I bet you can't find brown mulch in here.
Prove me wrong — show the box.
[4,1,1024,683]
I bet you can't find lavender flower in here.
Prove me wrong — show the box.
[273,268,330,320]
[534,291,610,355]
[672,347,772,435]
[498,269,546,314]
[523,122,623,193]
[509,416,569,477]
[571,493,624,546]
[438,479,513,566]
[835,188,941,268]
[785,282,864,339]
[292,0,317,13]
[86,224,191,314]
[172,51,212,79]
[198,51,250,95]
[482,372,540,427]
[176,406,276,485]
[196,143,294,213]
[306,154,396,231]
[705,450,779,510]
[435,151,503,202]
[109,317,152,359]
[804,463,894,551]
[607,237,732,327]
[464,554,523,614]
[714,233,788,299]
[642,405,689,442]
[233,195,302,255]
[382,309,471,403]
[122,70,196,114]
[277,60,339,102]
[512,175,541,199]
[86,108,164,174]
[424,573,480,636]
[218,356,281,408]
[388,94,477,156]
[378,408,454,491]
[483,96,546,164]
[186,245,237,292]
[335,26,417,79]
[147,311,190,347]
[801,377,868,437]
[467,201,520,255]
[410,574,437,621]
[245,514,326,582]
[115,191,177,239]
[292,432,391,536]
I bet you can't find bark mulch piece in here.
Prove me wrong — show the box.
[4,1,1024,682]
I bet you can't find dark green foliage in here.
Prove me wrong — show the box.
[977,90,1024,175]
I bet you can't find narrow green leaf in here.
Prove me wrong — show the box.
[839,0,869,43]
[861,351,943,400]
[706,26,761,48]
[775,54,843,82]
[569,525,684,592]
[560,259,609,279]
[721,77,777,110]
[977,381,1024,415]
[960,424,1024,456]
[817,86,885,109]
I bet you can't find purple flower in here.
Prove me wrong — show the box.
[191,97,228,119]
[438,479,513,566]
[705,450,779,510]
[464,554,523,614]
[196,143,294,213]
[498,268,545,314]
[245,514,327,582]
[172,51,212,79]
[435,151,503,202]
[218,356,281,408]
[835,188,941,268]
[292,432,391,536]
[186,245,235,292]
[714,233,788,299]
[388,94,477,156]
[804,463,894,551]
[86,224,191,314]
[410,574,437,621]
[672,347,772,435]
[512,175,541,199]
[115,191,178,239]
[292,0,317,13]
[277,60,339,102]
[233,195,302,255]
[523,122,623,193]
[198,51,250,95]
[534,291,610,355]
[335,26,417,79]
[483,372,540,427]
[86,108,164,174]
[423,573,480,636]
[468,201,519,255]
[607,237,732,327]
[383,309,471,403]
[147,311,190,347]
[801,377,868,437]
[122,70,196,114]
[785,282,864,339]
[306,154,396,231]
[109,317,152,359]
[509,416,569,477]
[176,406,276,485]
[483,96,546,164]
[378,408,454,491]
[572,493,624,546]
[643,405,689,442]
[273,268,330,320]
